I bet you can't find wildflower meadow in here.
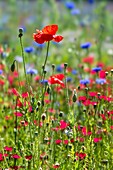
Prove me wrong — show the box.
[0,0,113,169]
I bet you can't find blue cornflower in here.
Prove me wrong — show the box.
[80,79,90,85]
[24,47,34,53]
[40,79,48,85]
[71,8,80,15]
[80,42,91,49]
[66,77,72,82]
[26,68,38,75]
[56,65,63,72]
[95,78,106,84]
[72,69,77,75]
[88,0,94,4]
[92,67,102,72]
[33,41,45,48]
[0,70,3,74]
[65,1,75,9]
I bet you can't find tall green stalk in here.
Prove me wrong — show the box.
[18,28,28,87]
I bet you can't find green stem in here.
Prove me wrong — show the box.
[42,41,50,76]
[19,36,28,87]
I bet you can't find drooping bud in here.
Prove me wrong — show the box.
[11,60,16,72]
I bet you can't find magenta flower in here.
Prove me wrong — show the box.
[93,137,102,143]
[12,154,21,159]
[4,146,13,152]
[55,139,62,145]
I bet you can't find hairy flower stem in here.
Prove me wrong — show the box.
[42,41,50,79]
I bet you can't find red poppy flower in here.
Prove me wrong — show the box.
[48,74,65,87]
[82,55,94,64]
[33,24,63,44]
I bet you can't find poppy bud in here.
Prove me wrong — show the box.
[36,106,38,112]
[52,64,55,70]
[35,131,38,136]
[73,94,77,102]
[94,103,97,109]
[111,69,113,74]
[18,28,23,37]
[37,101,41,106]
[97,92,101,96]
[77,86,80,90]
[31,97,35,104]
[11,60,16,72]
[105,71,108,76]
[41,113,46,121]
[19,28,23,34]
[59,111,64,117]
[73,89,77,102]
[64,63,68,69]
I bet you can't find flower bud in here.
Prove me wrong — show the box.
[41,113,46,121]
[11,60,16,72]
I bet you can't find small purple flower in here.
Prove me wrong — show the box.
[15,56,23,63]
[71,8,80,15]
[65,1,75,9]
[95,78,106,84]
[92,67,102,72]
[80,42,91,49]
[56,65,63,72]
[66,77,72,82]
[0,69,3,74]
[80,79,90,85]
[24,47,34,53]
[40,80,48,85]
[72,69,77,75]
[26,68,38,75]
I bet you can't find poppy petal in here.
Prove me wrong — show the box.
[53,35,63,42]
[33,33,45,44]
[41,34,53,41]
[42,25,58,35]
